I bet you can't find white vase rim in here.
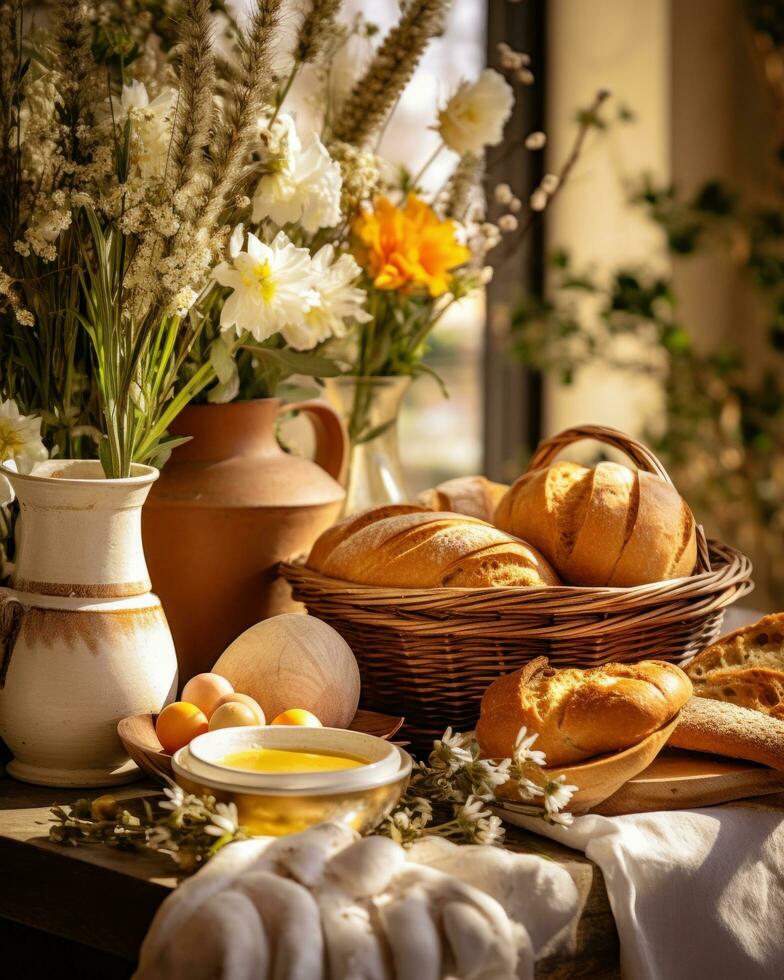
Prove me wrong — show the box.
[0,459,159,487]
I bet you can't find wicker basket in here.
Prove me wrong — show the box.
[281,426,753,749]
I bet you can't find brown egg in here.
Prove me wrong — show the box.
[208,701,261,731]
[181,673,234,718]
[213,692,266,725]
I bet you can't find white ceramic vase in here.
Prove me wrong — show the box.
[0,460,178,787]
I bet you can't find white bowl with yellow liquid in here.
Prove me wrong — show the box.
[185,726,402,790]
[171,726,411,836]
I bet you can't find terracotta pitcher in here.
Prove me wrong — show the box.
[142,399,347,685]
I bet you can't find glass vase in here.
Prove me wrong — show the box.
[325,376,411,514]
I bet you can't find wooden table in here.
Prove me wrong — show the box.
[0,775,620,979]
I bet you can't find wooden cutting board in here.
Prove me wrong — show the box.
[592,748,784,816]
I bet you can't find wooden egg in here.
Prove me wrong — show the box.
[212,614,360,729]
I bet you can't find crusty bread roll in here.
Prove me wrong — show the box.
[476,656,693,766]
[417,475,510,523]
[494,460,697,587]
[668,696,784,770]
[306,505,560,589]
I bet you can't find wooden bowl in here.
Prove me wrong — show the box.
[496,713,681,815]
[118,709,405,784]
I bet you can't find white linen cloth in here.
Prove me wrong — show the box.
[135,823,583,980]
[507,800,784,980]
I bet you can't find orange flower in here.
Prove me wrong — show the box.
[352,194,471,298]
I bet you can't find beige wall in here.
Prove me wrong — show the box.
[671,0,777,370]
[544,0,671,446]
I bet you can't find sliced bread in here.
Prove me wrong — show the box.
[686,613,784,717]
[686,613,784,681]
[690,667,784,716]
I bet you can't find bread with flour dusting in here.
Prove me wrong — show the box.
[306,505,560,588]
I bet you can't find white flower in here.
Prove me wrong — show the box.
[499,214,518,232]
[252,115,342,234]
[540,173,560,194]
[525,131,547,150]
[547,810,575,827]
[513,727,547,768]
[543,774,578,815]
[456,796,504,845]
[205,801,240,838]
[159,784,186,812]
[213,230,318,342]
[430,727,474,773]
[516,776,545,801]
[0,400,47,504]
[466,757,511,799]
[114,81,176,180]
[438,69,514,155]
[283,245,370,350]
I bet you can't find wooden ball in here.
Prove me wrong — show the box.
[212,614,360,729]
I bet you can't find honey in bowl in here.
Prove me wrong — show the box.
[220,747,368,774]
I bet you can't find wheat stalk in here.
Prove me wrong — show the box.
[198,0,282,229]
[330,0,450,147]
[168,0,215,202]
[295,0,342,66]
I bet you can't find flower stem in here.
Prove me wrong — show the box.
[410,141,445,190]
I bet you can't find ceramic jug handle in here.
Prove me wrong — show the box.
[285,401,349,487]
[0,592,24,690]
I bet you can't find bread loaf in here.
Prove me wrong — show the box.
[685,614,784,717]
[417,475,510,523]
[668,696,784,770]
[494,460,698,587]
[476,656,692,766]
[686,613,784,679]
[306,505,560,589]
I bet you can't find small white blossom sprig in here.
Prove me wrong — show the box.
[378,725,578,847]
[49,783,248,874]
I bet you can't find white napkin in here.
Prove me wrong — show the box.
[135,823,582,980]
[507,801,784,980]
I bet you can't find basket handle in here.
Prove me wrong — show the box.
[526,425,711,573]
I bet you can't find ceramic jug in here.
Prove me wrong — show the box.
[142,399,347,684]
[0,460,177,787]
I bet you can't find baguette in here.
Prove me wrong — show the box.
[476,657,692,766]
[668,696,784,770]
[494,460,697,587]
[306,505,560,589]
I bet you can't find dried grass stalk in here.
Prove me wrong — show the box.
[169,0,215,200]
[200,0,282,228]
[444,151,483,220]
[53,0,97,163]
[295,0,342,65]
[330,0,449,146]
